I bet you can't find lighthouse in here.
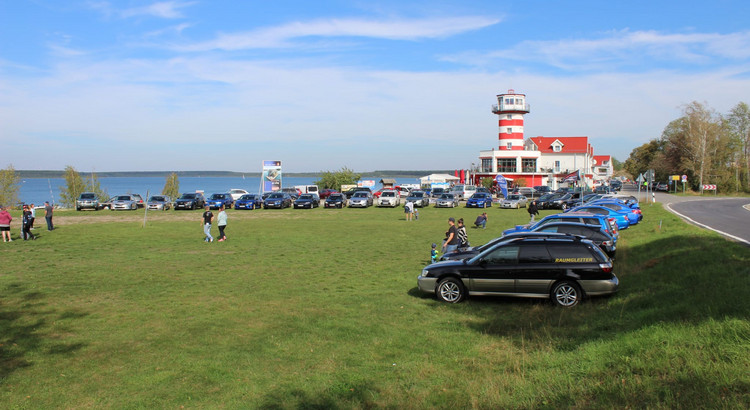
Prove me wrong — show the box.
[491,90,530,151]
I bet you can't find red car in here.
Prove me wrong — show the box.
[319,189,338,199]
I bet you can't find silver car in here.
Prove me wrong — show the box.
[377,190,401,207]
[501,194,528,209]
[147,195,172,211]
[406,191,430,207]
[349,191,373,208]
[111,195,138,211]
[435,193,459,208]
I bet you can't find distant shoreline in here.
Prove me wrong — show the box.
[17,170,454,179]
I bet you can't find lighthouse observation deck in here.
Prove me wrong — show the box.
[492,90,530,114]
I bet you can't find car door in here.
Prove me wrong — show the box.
[468,245,519,293]
[513,244,556,295]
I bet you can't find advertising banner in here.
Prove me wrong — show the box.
[262,160,282,193]
[495,174,508,198]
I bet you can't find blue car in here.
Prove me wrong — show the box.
[465,192,493,208]
[206,193,234,209]
[502,212,619,242]
[590,200,642,223]
[567,205,631,229]
[234,194,261,210]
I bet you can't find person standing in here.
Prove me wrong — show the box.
[456,218,469,249]
[29,204,36,229]
[217,205,228,242]
[404,201,413,221]
[442,217,459,254]
[0,206,12,242]
[202,205,214,242]
[22,206,35,240]
[44,202,54,231]
[528,200,539,223]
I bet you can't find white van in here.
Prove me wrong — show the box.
[295,185,319,194]
[450,185,477,200]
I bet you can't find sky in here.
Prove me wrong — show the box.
[1,0,749,173]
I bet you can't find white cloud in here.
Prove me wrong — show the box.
[443,29,750,71]
[178,16,501,51]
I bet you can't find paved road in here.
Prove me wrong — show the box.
[625,185,750,246]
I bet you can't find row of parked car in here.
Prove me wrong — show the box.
[418,192,641,307]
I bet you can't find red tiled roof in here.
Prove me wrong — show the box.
[530,136,590,153]
[593,155,611,165]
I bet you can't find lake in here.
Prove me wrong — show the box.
[17,176,424,206]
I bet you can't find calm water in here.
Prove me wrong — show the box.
[18,176,423,206]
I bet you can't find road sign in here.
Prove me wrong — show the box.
[703,184,717,190]
[636,173,645,183]
[682,174,687,182]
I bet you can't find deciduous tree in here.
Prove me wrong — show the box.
[162,172,180,199]
[59,166,108,207]
[0,164,21,208]
[314,167,361,191]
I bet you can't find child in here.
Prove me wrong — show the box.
[413,207,419,220]
[430,243,438,263]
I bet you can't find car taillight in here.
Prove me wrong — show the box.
[599,263,612,273]
[634,209,642,214]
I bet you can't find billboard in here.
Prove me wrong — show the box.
[262,160,282,193]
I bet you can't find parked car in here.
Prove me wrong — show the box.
[110,194,139,211]
[263,192,292,209]
[174,192,206,210]
[294,193,320,209]
[76,192,100,211]
[234,194,262,210]
[430,187,446,198]
[406,191,430,207]
[516,187,537,198]
[588,200,642,224]
[131,193,145,208]
[532,222,617,258]
[536,193,562,210]
[228,188,249,201]
[418,235,618,306]
[503,212,619,242]
[206,193,234,209]
[656,182,669,192]
[349,191,373,208]
[567,205,631,229]
[99,196,116,210]
[435,193,459,208]
[318,189,338,200]
[281,188,300,201]
[450,185,477,200]
[324,193,347,208]
[500,194,528,209]
[533,186,552,195]
[610,180,622,191]
[147,195,171,211]
[377,190,401,207]
[465,192,493,208]
[344,187,372,199]
[440,232,573,261]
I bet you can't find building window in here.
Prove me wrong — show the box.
[554,161,561,172]
[515,98,523,105]
[481,159,492,172]
[598,167,608,174]
[497,159,516,173]
[507,115,512,120]
[505,98,513,105]
[506,142,513,149]
[553,145,562,152]
[522,158,537,173]
[506,128,512,134]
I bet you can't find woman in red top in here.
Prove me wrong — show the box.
[0,205,12,242]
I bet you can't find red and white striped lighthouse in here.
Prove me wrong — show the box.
[491,89,530,151]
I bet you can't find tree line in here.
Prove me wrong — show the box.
[624,101,750,193]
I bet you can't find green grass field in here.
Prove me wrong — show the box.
[1,203,748,408]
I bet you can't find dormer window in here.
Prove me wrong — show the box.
[553,145,562,152]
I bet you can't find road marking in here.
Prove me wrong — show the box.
[665,201,750,247]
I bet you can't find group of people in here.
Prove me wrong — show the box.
[403,201,419,221]
[0,202,55,243]
[435,217,470,259]
[201,204,229,242]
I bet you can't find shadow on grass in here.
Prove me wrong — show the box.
[0,283,88,382]
[411,234,750,351]
[259,380,378,409]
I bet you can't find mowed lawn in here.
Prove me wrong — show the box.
[1,202,748,408]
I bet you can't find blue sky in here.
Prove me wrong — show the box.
[2,0,749,172]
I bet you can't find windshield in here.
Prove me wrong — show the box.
[329,194,343,200]
[382,192,395,197]
[440,194,454,199]
[149,196,165,201]
[506,195,520,200]
[268,193,284,199]
[180,193,197,199]
[239,195,256,200]
[80,193,95,199]
[300,194,313,199]
[210,194,227,199]
[353,192,368,198]
[116,196,131,200]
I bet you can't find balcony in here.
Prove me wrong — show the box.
[492,103,530,114]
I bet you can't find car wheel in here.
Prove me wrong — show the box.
[436,277,465,303]
[552,281,581,307]
[482,202,487,208]
[561,203,568,211]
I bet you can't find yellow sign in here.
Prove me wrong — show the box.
[555,257,593,263]
[671,175,680,181]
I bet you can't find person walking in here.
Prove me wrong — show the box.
[202,205,214,242]
[44,201,54,231]
[22,206,35,240]
[0,206,12,242]
[456,218,469,249]
[29,204,36,229]
[528,200,539,223]
[217,205,228,242]
[442,217,459,254]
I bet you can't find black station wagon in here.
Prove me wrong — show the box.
[418,236,618,307]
